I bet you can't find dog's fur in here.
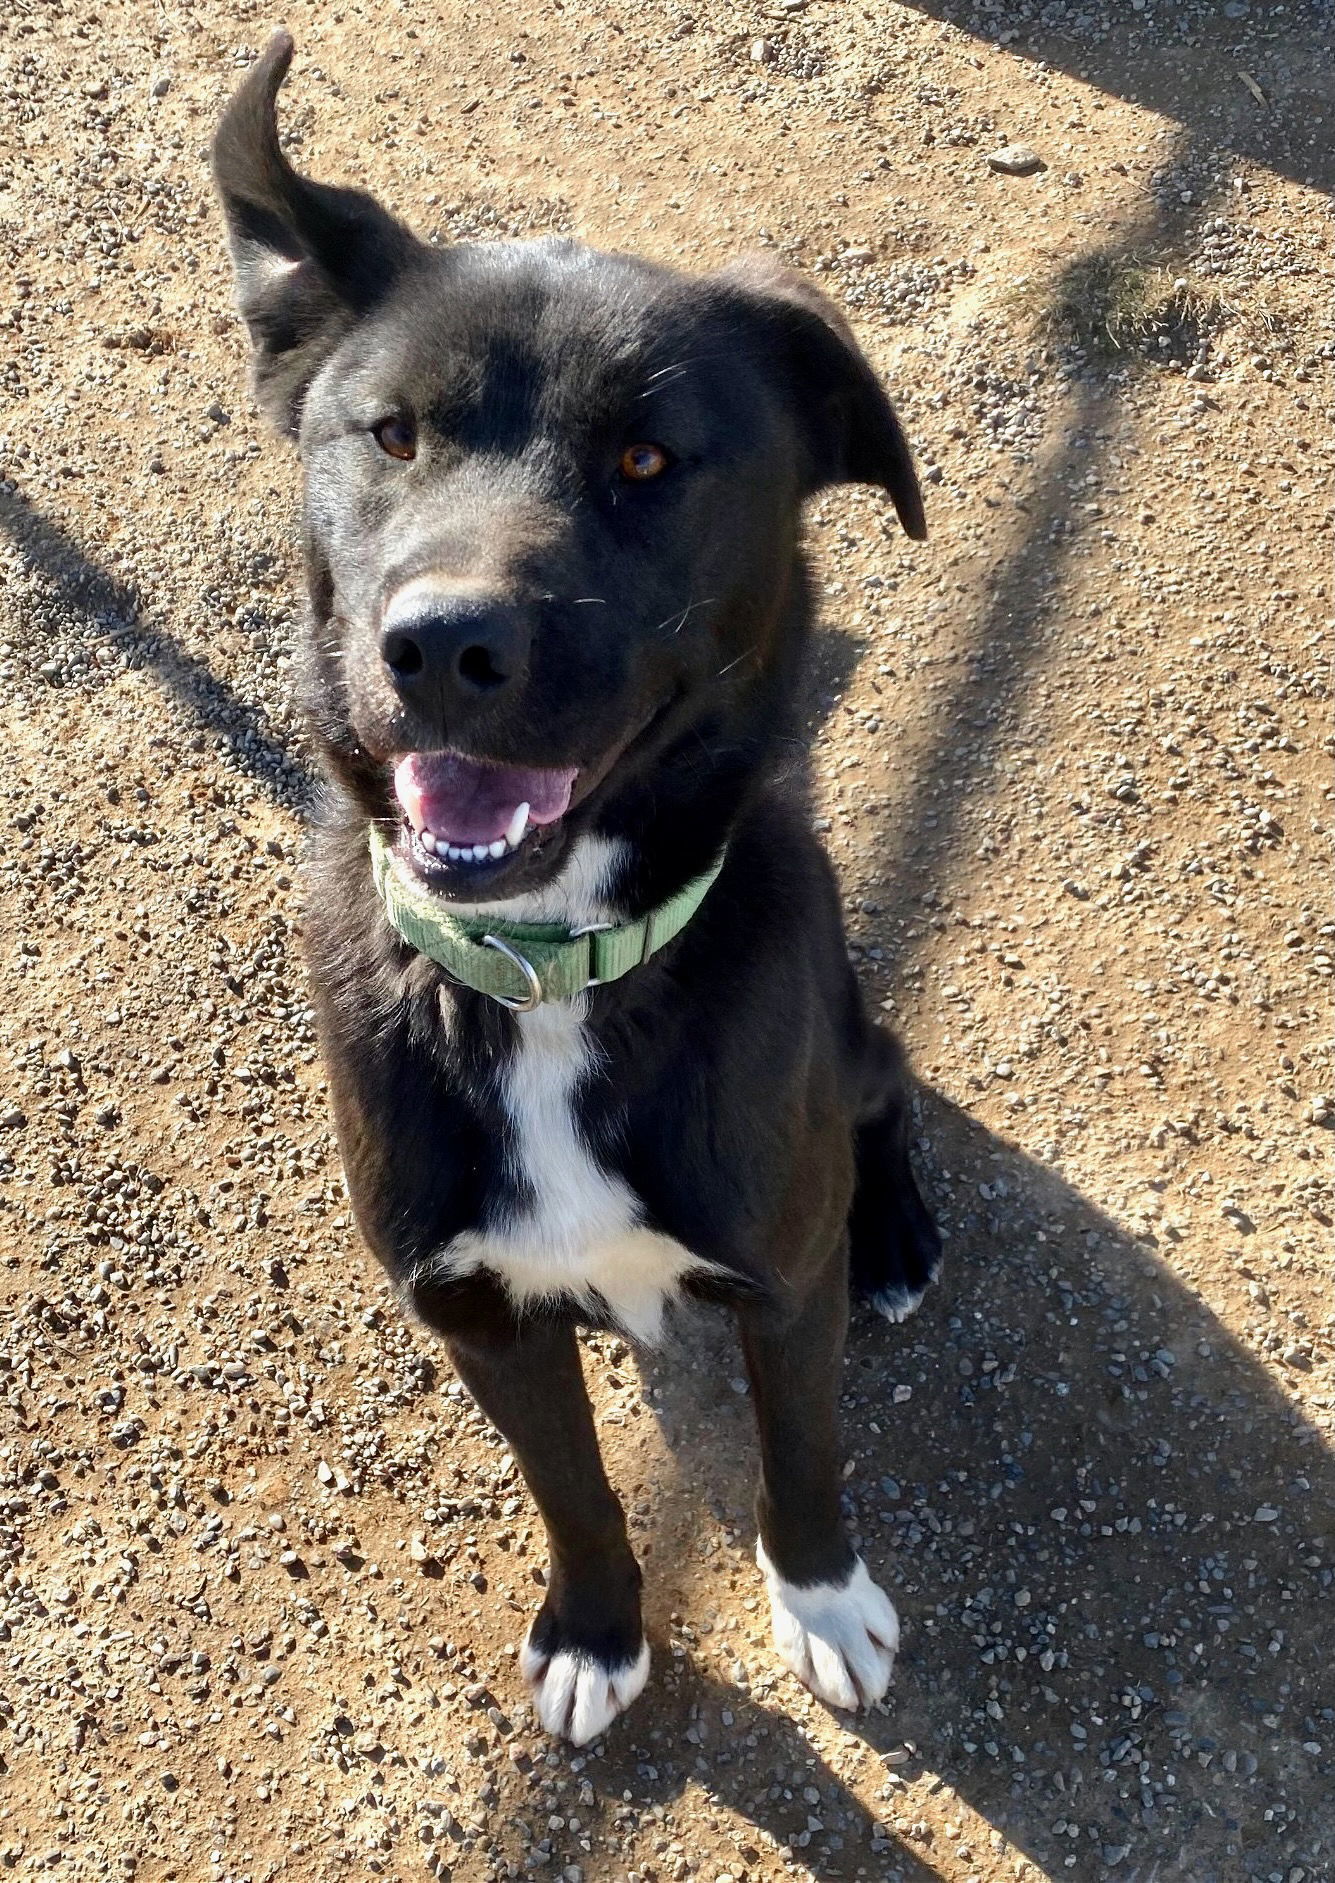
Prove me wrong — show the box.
[213,34,941,1743]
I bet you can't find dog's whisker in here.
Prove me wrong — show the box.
[635,360,694,399]
[645,596,720,639]
[714,651,753,680]
[674,597,719,634]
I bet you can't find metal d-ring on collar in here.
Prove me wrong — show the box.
[480,934,545,1012]
[480,920,615,1010]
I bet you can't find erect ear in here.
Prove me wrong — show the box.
[715,255,926,540]
[212,31,424,436]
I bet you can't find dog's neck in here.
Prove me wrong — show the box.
[448,833,630,932]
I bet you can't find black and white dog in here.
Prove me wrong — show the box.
[213,35,941,1744]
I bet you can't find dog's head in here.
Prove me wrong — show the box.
[214,34,924,900]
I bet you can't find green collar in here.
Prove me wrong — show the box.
[368,823,724,1011]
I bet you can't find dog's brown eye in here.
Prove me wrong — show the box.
[619,442,670,482]
[373,417,417,461]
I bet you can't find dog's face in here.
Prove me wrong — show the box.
[214,35,924,899]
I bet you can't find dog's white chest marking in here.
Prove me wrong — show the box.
[428,835,716,1342]
[442,998,708,1343]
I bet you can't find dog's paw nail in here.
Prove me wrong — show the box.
[519,1638,650,1744]
[757,1546,899,1711]
[868,1282,930,1323]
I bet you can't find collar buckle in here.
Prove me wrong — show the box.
[568,919,613,989]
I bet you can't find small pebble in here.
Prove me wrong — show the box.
[985,144,1046,176]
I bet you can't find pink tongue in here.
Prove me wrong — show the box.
[394,752,577,846]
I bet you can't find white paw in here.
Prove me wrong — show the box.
[868,1282,929,1324]
[519,1636,650,1745]
[757,1542,899,1710]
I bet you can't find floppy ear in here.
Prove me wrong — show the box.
[212,31,424,436]
[716,256,926,540]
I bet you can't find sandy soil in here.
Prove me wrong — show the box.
[0,3,1332,1881]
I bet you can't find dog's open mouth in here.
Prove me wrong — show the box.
[393,751,580,881]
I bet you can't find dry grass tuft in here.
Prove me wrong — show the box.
[1020,252,1230,362]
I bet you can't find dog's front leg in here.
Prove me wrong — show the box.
[441,1316,648,1744]
[736,1246,900,1711]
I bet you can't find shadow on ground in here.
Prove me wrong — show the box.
[903,0,1335,195]
[862,121,1229,967]
[0,483,309,805]
[527,1088,1332,1883]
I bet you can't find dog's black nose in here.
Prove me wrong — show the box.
[380,587,531,709]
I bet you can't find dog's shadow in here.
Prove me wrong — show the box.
[543,1086,1335,1881]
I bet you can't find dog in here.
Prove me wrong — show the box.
[213,33,941,1745]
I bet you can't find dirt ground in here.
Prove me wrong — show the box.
[1,2,1332,1880]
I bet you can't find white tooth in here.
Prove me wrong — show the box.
[471,844,489,861]
[446,845,465,861]
[505,801,530,849]
[488,839,507,860]
[420,830,437,854]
